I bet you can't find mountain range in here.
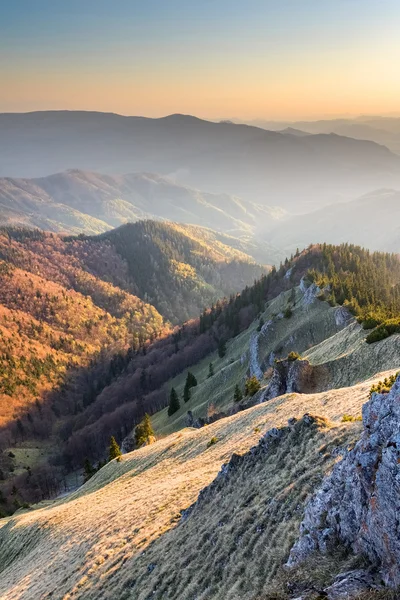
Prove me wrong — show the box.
[239,115,400,154]
[2,111,400,211]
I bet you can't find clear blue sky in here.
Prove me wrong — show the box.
[1,0,400,118]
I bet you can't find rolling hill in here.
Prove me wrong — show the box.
[0,169,286,244]
[2,111,400,211]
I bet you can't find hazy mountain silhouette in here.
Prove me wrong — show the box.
[2,111,400,211]
[243,116,400,155]
[269,188,400,253]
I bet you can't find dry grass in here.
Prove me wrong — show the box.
[0,376,377,600]
[125,418,357,600]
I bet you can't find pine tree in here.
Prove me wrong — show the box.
[233,384,243,403]
[109,436,122,462]
[168,387,180,416]
[135,413,155,447]
[186,372,197,387]
[257,317,264,332]
[83,458,95,482]
[218,339,227,358]
[208,362,214,378]
[183,383,191,403]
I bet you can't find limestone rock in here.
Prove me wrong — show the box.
[262,357,312,401]
[324,569,380,599]
[287,376,400,588]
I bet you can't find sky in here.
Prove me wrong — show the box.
[1,0,400,120]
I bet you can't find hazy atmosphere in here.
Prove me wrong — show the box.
[1,3,400,600]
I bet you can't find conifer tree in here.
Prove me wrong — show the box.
[233,384,243,403]
[109,436,122,462]
[257,317,264,332]
[168,387,180,416]
[83,458,95,482]
[135,413,155,447]
[218,339,227,358]
[208,362,214,378]
[183,383,191,403]
[186,372,197,387]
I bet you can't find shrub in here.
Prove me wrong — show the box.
[207,436,218,448]
[341,414,362,422]
[287,351,300,362]
[362,317,382,330]
[369,372,399,397]
[284,307,293,319]
[366,326,390,344]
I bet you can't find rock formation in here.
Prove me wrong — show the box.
[288,375,400,588]
[262,357,313,401]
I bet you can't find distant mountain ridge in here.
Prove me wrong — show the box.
[269,188,400,254]
[1,111,400,210]
[240,115,400,154]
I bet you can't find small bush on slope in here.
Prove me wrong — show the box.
[369,372,399,397]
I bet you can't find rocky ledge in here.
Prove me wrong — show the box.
[288,375,400,589]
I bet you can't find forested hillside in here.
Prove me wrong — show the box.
[0,221,267,511]
[96,221,267,322]
[1,241,400,516]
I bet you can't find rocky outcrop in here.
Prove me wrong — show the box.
[324,569,380,599]
[181,414,322,523]
[288,375,400,587]
[186,409,228,429]
[334,306,352,327]
[249,319,274,380]
[262,357,312,401]
[249,331,264,380]
[299,276,321,306]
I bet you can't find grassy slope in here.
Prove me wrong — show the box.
[0,374,386,600]
[153,284,400,438]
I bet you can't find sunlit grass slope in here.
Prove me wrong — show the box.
[0,373,391,600]
[153,284,400,438]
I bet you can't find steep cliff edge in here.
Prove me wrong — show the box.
[288,375,400,589]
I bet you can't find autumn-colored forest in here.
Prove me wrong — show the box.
[0,222,267,513]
